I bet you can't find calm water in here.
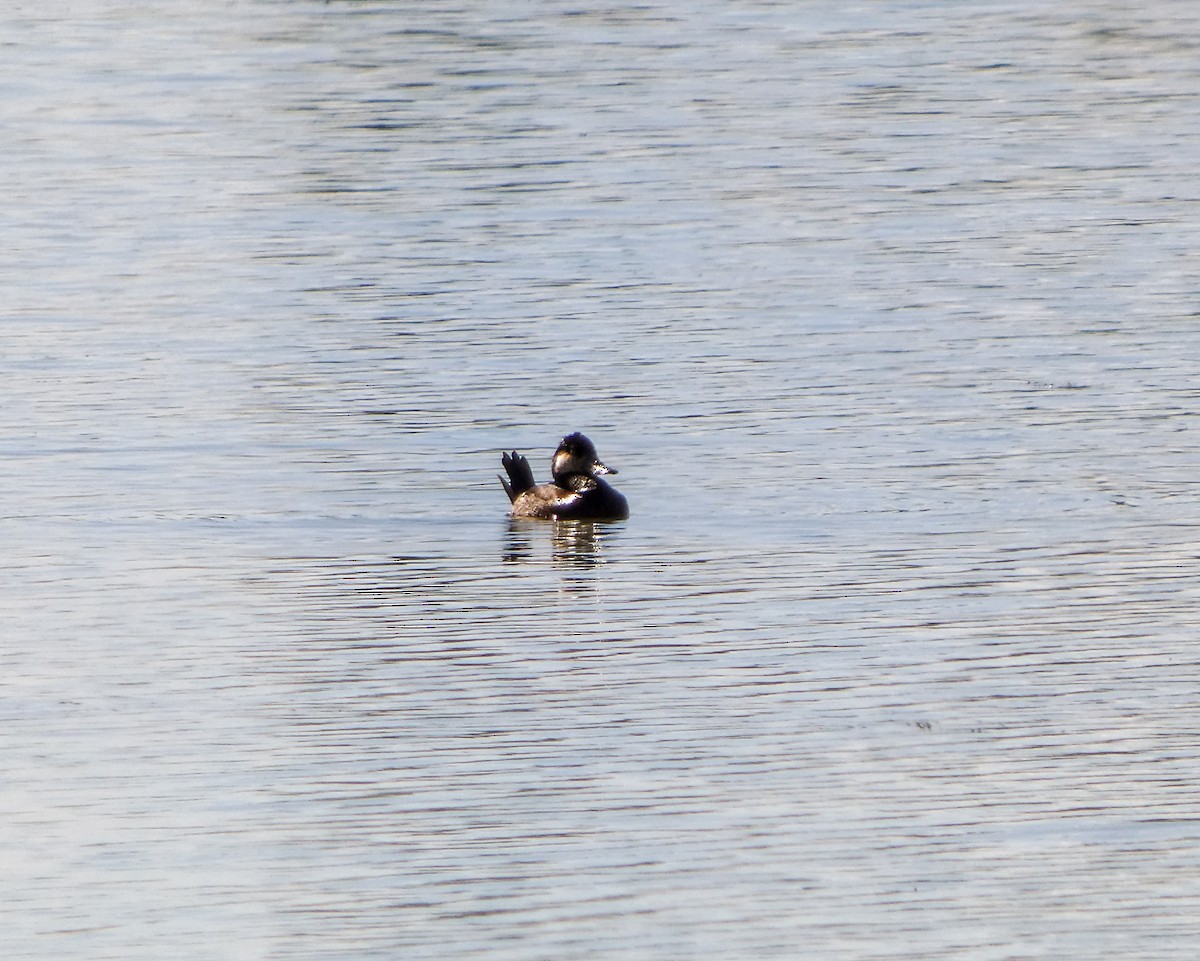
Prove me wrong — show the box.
[4,1,1200,958]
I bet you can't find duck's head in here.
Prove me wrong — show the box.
[551,432,617,483]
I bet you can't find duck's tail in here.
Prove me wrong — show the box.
[499,450,535,503]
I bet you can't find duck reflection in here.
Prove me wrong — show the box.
[502,517,616,569]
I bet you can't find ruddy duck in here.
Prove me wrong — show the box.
[499,432,629,521]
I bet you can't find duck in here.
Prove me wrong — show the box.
[499,432,629,520]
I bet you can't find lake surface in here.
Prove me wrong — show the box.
[4,1,1200,958]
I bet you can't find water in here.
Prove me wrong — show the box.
[4,1,1200,958]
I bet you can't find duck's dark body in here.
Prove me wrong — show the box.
[499,433,629,521]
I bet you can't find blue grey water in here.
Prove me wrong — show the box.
[3,1,1200,958]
